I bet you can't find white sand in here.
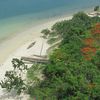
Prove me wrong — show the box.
[0,16,72,63]
[0,16,72,100]
[0,37,50,100]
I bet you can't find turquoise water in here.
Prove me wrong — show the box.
[0,0,100,41]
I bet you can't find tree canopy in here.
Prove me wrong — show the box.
[29,12,100,100]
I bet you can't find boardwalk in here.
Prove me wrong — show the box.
[21,56,49,63]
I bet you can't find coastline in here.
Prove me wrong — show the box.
[0,15,72,64]
[0,7,93,64]
[0,8,96,99]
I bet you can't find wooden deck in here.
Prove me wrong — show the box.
[21,56,49,63]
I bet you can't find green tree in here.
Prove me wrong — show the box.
[41,28,50,39]
[28,12,100,100]
[94,6,100,12]
[94,6,100,17]
[0,58,28,95]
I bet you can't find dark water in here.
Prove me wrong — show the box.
[0,0,99,40]
[0,0,99,19]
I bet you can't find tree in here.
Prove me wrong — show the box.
[41,29,50,39]
[94,6,100,12]
[27,12,100,100]
[94,6,100,17]
[27,64,43,85]
[72,12,92,30]
[0,58,28,95]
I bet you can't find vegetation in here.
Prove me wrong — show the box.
[0,58,28,94]
[29,12,100,100]
[94,6,100,17]
[0,12,100,100]
[41,28,51,39]
[94,6,100,12]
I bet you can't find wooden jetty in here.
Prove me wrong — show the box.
[21,56,49,63]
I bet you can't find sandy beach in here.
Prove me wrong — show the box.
[0,15,72,100]
[0,15,72,64]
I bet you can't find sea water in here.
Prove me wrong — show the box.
[0,0,99,41]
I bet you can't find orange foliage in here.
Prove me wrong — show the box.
[83,54,96,60]
[92,29,100,34]
[91,23,100,34]
[81,47,96,54]
[81,47,96,60]
[81,23,100,60]
[84,38,94,46]
[95,23,100,28]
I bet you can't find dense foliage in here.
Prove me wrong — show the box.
[28,12,100,100]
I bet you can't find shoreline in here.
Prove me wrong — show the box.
[0,6,93,44]
[0,9,96,99]
[0,7,93,63]
[0,15,72,64]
